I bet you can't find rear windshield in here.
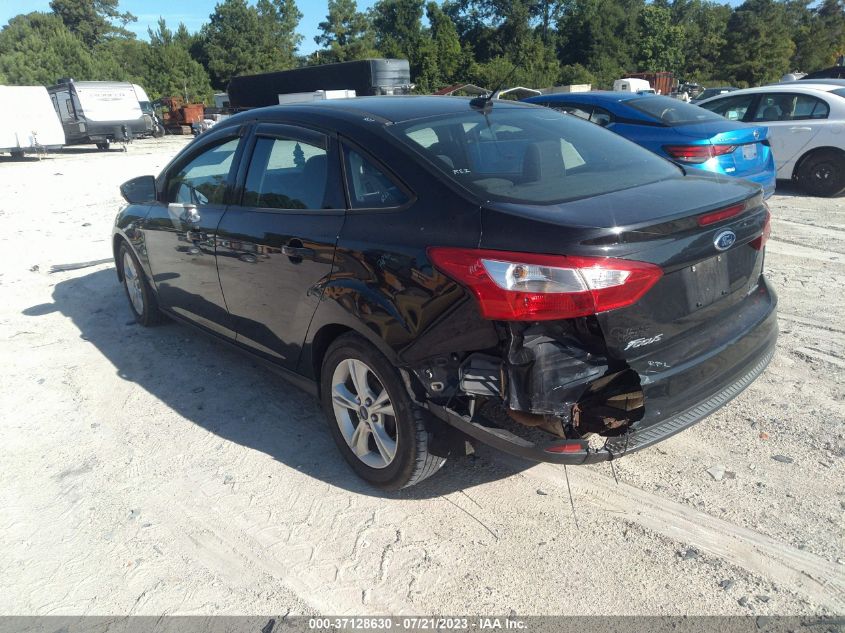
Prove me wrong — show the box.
[388,106,679,204]
[832,88,845,99]
[625,96,725,125]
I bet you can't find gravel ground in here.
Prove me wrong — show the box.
[0,137,842,617]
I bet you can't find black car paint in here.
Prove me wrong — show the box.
[114,96,777,465]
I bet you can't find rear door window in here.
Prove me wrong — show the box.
[243,136,329,209]
[343,146,409,209]
[751,93,829,121]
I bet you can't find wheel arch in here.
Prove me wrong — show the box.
[792,145,845,180]
[113,233,128,282]
[303,319,405,392]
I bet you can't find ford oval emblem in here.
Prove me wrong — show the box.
[753,129,760,140]
[714,230,737,251]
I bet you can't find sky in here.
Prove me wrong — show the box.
[0,0,377,54]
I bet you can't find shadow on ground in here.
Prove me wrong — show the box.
[24,267,529,499]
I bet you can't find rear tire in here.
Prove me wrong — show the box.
[320,334,446,490]
[118,241,162,327]
[795,150,845,197]
[96,139,111,151]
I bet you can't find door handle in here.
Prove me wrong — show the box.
[282,241,315,262]
[789,126,812,132]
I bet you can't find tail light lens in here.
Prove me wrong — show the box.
[427,248,663,321]
[750,206,771,251]
[663,144,737,163]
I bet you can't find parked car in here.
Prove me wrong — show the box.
[114,96,777,489]
[697,84,845,196]
[523,92,776,197]
[691,86,738,103]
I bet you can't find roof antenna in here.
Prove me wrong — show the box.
[470,61,521,111]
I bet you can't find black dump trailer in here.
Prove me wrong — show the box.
[227,58,412,109]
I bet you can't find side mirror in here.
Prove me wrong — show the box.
[120,175,157,204]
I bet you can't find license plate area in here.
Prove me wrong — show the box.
[741,143,758,160]
[682,254,730,311]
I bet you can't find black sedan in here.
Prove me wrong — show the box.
[114,96,777,489]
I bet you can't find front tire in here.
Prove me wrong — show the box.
[118,241,162,326]
[96,139,111,151]
[320,334,446,490]
[795,150,845,197]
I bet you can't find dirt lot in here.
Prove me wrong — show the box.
[1,137,842,616]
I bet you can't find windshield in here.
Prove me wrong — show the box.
[625,96,725,125]
[388,106,679,205]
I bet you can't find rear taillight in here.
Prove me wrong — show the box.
[663,144,737,164]
[750,206,772,251]
[427,248,663,321]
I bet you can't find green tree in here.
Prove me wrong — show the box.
[788,0,845,72]
[144,18,213,100]
[315,0,376,63]
[721,0,795,85]
[97,36,150,84]
[558,62,596,86]
[635,4,685,72]
[0,12,107,84]
[416,2,463,88]
[371,0,428,79]
[670,0,731,80]
[256,0,303,70]
[557,0,644,88]
[200,0,267,88]
[49,0,135,47]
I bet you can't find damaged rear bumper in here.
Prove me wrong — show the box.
[428,338,775,463]
[426,296,777,464]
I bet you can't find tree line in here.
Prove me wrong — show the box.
[0,0,842,104]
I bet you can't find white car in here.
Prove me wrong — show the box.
[697,84,845,196]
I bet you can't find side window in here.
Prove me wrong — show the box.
[801,96,829,119]
[167,138,239,205]
[343,146,409,209]
[751,93,829,122]
[700,94,755,121]
[549,103,592,120]
[243,136,328,210]
[590,107,613,127]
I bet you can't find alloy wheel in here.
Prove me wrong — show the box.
[331,358,397,469]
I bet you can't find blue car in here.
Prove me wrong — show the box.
[523,92,776,197]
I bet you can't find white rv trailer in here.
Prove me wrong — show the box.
[47,80,146,150]
[0,86,66,157]
[613,78,654,93]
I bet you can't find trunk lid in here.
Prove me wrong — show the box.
[672,122,771,179]
[479,174,770,367]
